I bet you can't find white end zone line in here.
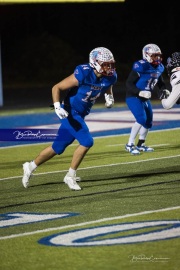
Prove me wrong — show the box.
[1,206,180,240]
[1,154,180,181]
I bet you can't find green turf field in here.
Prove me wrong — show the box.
[0,129,180,270]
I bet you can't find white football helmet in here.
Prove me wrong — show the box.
[142,44,162,65]
[89,47,115,76]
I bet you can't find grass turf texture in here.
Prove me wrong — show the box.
[0,129,180,270]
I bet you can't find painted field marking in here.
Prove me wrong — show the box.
[0,154,180,181]
[107,143,169,147]
[1,206,180,240]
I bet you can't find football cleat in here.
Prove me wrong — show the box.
[64,173,81,191]
[125,144,140,155]
[22,162,34,188]
[136,144,154,152]
[75,176,81,182]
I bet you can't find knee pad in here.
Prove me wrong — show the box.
[137,116,152,129]
[82,136,94,148]
[146,123,152,129]
[52,142,66,155]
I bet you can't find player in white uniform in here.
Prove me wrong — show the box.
[159,52,180,109]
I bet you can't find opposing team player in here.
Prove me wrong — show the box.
[159,52,180,109]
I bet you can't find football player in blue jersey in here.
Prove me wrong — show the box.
[22,47,117,190]
[125,43,167,155]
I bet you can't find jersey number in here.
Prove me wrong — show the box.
[145,78,158,90]
[82,91,101,103]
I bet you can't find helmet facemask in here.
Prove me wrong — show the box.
[146,53,162,65]
[89,47,116,76]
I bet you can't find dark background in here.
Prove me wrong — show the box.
[0,0,179,108]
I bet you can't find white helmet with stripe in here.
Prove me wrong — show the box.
[89,47,115,76]
[142,44,162,65]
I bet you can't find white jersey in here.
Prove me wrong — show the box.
[162,69,180,109]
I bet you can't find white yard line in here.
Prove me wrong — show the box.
[106,144,169,147]
[1,154,180,181]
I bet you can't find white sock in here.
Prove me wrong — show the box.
[139,126,149,140]
[68,168,76,177]
[128,122,142,145]
[30,161,37,171]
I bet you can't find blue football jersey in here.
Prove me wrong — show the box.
[64,64,117,116]
[132,59,164,91]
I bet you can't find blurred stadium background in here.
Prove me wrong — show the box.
[0,0,178,109]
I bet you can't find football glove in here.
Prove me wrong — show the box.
[159,89,171,100]
[105,93,114,108]
[54,102,69,119]
[139,91,151,99]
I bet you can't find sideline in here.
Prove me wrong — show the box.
[0,127,179,149]
[1,206,180,240]
[1,106,180,148]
